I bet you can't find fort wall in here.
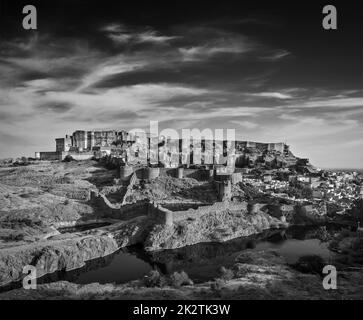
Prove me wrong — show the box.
[39,152,62,161]
[89,190,149,220]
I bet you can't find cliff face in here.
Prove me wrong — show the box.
[0,235,118,287]
[0,216,149,287]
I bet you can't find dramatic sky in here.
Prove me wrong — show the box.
[0,0,362,168]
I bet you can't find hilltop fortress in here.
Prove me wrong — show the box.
[37,129,310,172]
[37,129,309,171]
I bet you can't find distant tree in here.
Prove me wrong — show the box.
[276,171,289,181]
[292,255,326,274]
[348,199,363,222]
[62,155,74,162]
[301,187,313,199]
[287,186,313,199]
[326,202,341,217]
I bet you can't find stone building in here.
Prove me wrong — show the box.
[55,135,72,152]
[38,129,301,171]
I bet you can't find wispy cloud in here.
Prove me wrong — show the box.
[260,50,290,61]
[292,97,363,109]
[102,23,177,44]
[179,40,253,61]
[248,92,293,99]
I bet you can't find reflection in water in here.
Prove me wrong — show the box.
[0,224,348,292]
[70,246,153,285]
[63,224,345,284]
[246,240,256,249]
[145,225,342,282]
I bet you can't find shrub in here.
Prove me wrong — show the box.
[169,271,193,287]
[210,278,225,296]
[62,155,75,162]
[339,229,353,239]
[314,226,331,242]
[219,267,234,281]
[143,270,166,287]
[347,199,363,222]
[352,238,363,252]
[235,252,254,264]
[292,255,326,274]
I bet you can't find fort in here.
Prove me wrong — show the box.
[37,129,298,170]
[36,129,313,205]
[33,130,324,239]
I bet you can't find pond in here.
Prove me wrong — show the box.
[0,224,347,292]
[42,224,344,285]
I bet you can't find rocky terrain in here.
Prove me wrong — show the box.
[0,160,361,299]
[0,160,111,244]
[0,161,273,284]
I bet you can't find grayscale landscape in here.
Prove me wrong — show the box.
[0,1,362,300]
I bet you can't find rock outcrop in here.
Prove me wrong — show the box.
[145,203,285,251]
[0,216,149,287]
